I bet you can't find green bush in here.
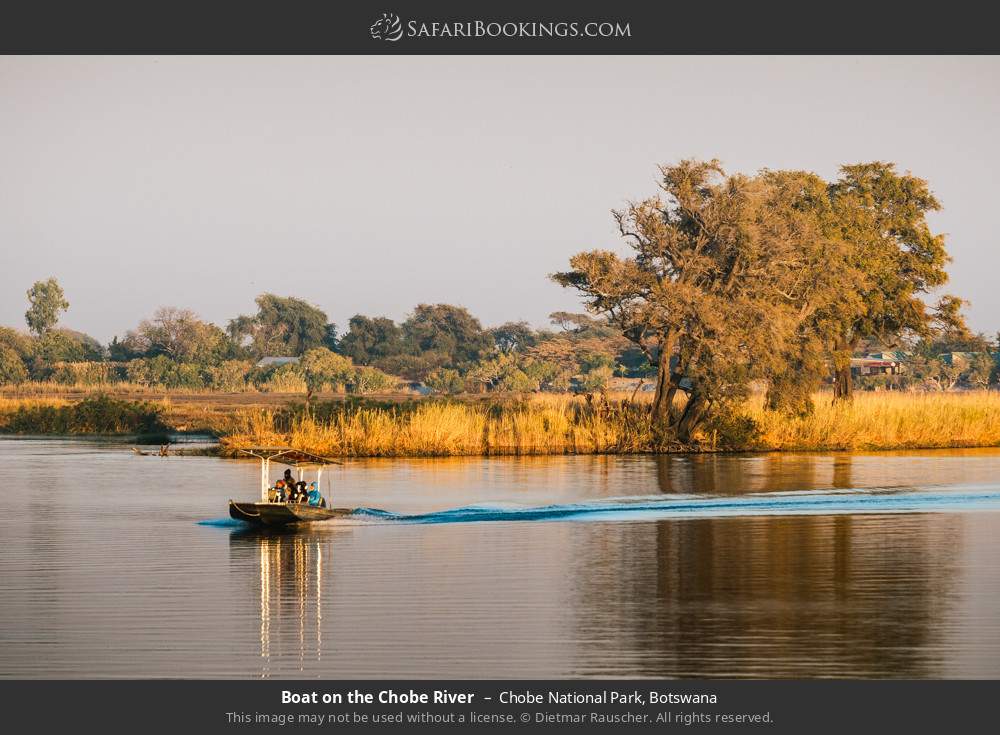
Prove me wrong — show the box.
[426,368,463,394]
[125,356,208,389]
[4,395,168,435]
[523,360,571,392]
[351,366,397,394]
[701,410,762,450]
[0,346,28,386]
[578,365,613,392]
[49,361,122,386]
[261,363,307,393]
[207,360,253,391]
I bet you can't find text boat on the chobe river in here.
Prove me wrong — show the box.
[229,447,354,526]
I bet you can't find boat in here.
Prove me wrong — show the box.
[229,447,355,526]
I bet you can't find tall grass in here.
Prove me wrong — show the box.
[0,380,218,396]
[747,390,1000,451]
[221,396,655,457]
[220,391,1000,457]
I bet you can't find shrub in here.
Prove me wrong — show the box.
[523,360,571,392]
[49,361,121,386]
[125,356,208,389]
[578,365,613,392]
[207,360,253,391]
[351,366,397,394]
[4,395,168,434]
[261,363,307,393]
[301,348,354,396]
[0,346,29,386]
[426,368,464,394]
[701,409,763,450]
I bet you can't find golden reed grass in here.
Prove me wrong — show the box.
[220,391,1000,457]
[0,380,217,396]
[221,395,654,457]
[747,390,1000,451]
[0,396,70,414]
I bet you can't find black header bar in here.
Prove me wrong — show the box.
[2,0,997,54]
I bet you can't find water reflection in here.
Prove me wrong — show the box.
[652,453,862,496]
[2,439,1000,678]
[569,512,965,677]
[229,528,334,678]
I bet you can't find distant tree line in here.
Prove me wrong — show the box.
[0,282,650,395]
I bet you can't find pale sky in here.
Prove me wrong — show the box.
[1,56,997,342]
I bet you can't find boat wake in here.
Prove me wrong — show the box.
[198,485,1000,528]
[197,518,246,527]
[350,485,1000,525]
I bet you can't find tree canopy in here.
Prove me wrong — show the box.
[338,315,404,365]
[490,321,538,354]
[300,347,355,400]
[554,160,871,443]
[228,294,335,358]
[827,162,950,400]
[25,278,69,336]
[400,303,492,368]
[125,307,232,363]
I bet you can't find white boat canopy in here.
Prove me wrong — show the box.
[239,447,342,501]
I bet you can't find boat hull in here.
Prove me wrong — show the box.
[229,500,354,526]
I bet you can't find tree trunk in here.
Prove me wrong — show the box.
[832,338,856,403]
[832,364,852,403]
[677,393,707,444]
[651,343,673,426]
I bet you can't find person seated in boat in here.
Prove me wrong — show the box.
[306,481,325,508]
[271,480,287,502]
[282,469,307,501]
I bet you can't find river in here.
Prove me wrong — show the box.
[2,437,999,678]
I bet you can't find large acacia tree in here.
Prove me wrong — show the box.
[553,160,849,444]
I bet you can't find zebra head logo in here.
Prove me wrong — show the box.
[370,12,403,42]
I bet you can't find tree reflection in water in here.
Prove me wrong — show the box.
[568,504,963,676]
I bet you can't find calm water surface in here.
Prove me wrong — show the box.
[2,438,1000,679]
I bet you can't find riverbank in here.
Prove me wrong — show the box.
[2,391,999,455]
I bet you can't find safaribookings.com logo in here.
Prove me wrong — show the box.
[370,13,404,41]
[369,12,631,42]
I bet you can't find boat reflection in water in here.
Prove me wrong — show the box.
[228,527,339,678]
